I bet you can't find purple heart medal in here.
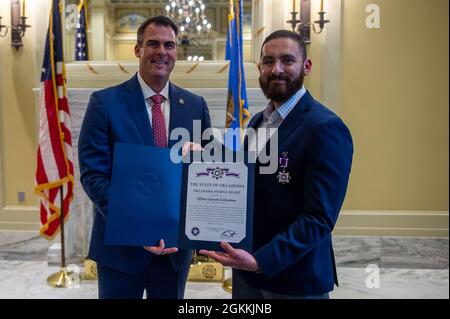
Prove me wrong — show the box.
[277,152,291,184]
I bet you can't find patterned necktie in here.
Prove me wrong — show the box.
[150,94,167,148]
[257,107,283,155]
[263,103,284,128]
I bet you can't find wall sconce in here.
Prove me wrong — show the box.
[287,0,329,43]
[0,0,31,50]
[0,16,8,37]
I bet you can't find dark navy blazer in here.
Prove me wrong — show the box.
[237,90,353,296]
[78,74,211,274]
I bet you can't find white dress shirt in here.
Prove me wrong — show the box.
[248,86,307,155]
[137,72,170,141]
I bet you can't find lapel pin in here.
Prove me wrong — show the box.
[179,98,185,105]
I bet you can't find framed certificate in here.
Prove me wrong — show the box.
[179,159,254,251]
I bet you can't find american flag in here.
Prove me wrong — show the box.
[75,0,88,61]
[35,0,74,239]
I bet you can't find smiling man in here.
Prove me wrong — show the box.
[201,30,354,299]
[78,16,211,299]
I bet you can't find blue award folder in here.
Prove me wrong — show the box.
[104,143,182,247]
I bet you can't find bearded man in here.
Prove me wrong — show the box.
[201,30,353,299]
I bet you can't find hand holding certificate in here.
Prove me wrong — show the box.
[104,143,254,252]
[199,241,259,272]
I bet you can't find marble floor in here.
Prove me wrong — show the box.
[0,231,448,299]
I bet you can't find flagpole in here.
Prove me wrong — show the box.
[59,184,66,268]
[222,0,249,295]
[46,185,72,288]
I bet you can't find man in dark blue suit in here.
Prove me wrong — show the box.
[200,30,353,298]
[78,16,211,299]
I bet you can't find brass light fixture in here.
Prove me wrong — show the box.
[0,0,31,50]
[286,0,329,43]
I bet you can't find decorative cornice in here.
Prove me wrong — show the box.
[65,61,260,88]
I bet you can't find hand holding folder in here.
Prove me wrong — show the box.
[143,239,178,255]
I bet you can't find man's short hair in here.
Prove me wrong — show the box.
[137,16,178,45]
[260,30,307,60]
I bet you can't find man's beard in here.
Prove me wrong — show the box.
[259,73,304,104]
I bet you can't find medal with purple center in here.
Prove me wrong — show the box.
[277,152,291,184]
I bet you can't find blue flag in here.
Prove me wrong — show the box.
[75,0,88,61]
[224,0,250,151]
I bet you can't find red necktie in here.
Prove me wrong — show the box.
[150,94,167,148]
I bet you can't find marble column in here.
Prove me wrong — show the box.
[91,3,107,61]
